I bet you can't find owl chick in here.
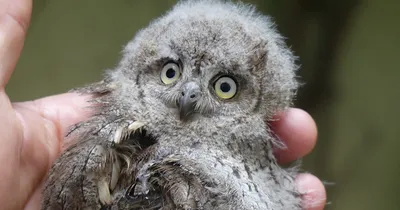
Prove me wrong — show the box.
[41,0,301,209]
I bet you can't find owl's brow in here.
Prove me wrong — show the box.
[217,62,240,74]
[193,53,207,76]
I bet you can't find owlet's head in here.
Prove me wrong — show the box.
[100,0,297,137]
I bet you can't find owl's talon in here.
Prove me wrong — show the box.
[110,158,121,190]
[113,126,125,144]
[112,121,145,144]
[98,179,112,205]
[106,82,118,90]
[128,121,145,132]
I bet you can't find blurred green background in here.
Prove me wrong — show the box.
[6,0,400,209]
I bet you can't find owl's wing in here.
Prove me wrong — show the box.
[41,128,146,210]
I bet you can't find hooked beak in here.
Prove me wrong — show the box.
[179,82,201,121]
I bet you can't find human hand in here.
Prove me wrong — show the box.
[0,0,326,209]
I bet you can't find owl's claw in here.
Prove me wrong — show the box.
[113,126,126,144]
[128,121,145,132]
[112,121,145,144]
[98,179,112,205]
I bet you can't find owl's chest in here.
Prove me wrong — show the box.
[130,118,298,209]
[143,140,279,209]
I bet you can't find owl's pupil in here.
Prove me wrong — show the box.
[220,82,231,92]
[166,69,176,78]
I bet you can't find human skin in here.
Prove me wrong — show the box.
[0,0,326,209]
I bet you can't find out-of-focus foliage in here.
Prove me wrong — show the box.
[7,1,400,209]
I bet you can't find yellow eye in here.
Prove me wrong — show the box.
[161,62,181,84]
[214,76,237,99]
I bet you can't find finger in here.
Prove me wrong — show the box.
[13,93,93,148]
[0,0,32,208]
[13,103,59,208]
[270,108,318,164]
[0,0,32,88]
[24,181,45,210]
[8,93,91,208]
[296,173,326,210]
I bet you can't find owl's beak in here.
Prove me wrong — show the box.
[179,82,201,121]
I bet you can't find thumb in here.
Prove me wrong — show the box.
[10,93,92,209]
[0,0,33,208]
